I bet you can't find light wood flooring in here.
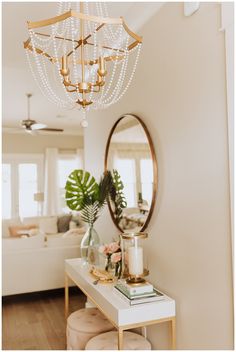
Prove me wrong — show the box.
[2,288,87,350]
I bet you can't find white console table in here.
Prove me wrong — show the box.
[65,258,176,350]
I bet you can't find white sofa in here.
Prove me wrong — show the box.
[2,215,85,296]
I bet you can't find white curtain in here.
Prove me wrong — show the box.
[76,148,84,169]
[43,148,59,215]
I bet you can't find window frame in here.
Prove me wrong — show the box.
[2,153,44,219]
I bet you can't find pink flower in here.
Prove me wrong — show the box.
[107,242,120,254]
[99,242,121,256]
[111,252,122,263]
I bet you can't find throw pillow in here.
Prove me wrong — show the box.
[9,224,38,237]
[39,216,58,234]
[57,214,72,233]
[69,213,84,229]
[63,227,86,237]
[2,218,23,237]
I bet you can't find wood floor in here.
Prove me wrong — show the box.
[2,288,87,350]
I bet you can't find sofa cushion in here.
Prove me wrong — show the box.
[39,216,58,234]
[23,216,48,227]
[2,218,23,238]
[2,232,45,252]
[9,224,38,237]
[63,228,86,236]
[69,214,84,229]
[57,214,72,233]
[46,233,83,247]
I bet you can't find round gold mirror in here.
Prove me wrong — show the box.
[105,114,157,232]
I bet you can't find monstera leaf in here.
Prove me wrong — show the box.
[65,169,116,227]
[109,169,127,223]
[65,170,99,211]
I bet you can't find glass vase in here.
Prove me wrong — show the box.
[80,226,100,266]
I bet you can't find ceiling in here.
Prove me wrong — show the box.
[2,2,163,135]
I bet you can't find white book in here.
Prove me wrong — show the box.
[116,280,153,295]
[114,286,166,306]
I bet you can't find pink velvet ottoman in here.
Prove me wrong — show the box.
[66,308,114,350]
[85,331,152,350]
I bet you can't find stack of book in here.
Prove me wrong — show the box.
[114,280,165,305]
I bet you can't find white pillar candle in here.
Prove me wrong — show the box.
[128,246,143,276]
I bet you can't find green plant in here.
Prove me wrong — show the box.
[65,169,113,227]
[65,168,127,235]
[109,170,127,224]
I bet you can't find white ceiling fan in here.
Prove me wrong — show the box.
[4,93,64,134]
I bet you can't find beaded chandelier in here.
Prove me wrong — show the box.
[24,2,142,117]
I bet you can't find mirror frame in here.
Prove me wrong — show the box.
[104,113,158,232]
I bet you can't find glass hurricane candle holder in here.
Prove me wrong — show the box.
[120,232,149,284]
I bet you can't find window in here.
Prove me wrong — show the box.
[2,155,43,219]
[19,164,38,218]
[58,153,83,213]
[140,158,153,206]
[114,158,136,207]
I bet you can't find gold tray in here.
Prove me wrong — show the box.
[90,267,115,284]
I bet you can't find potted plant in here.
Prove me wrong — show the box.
[65,169,126,265]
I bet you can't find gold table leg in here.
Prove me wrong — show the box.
[118,328,124,350]
[65,273,69,319]
[170,317,176,349]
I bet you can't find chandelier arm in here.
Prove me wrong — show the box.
[65,87,78,93]
[34,32,80,44]
[24,40,54,62]
[85,41,125,54]
[66,22,104,58]
[67,41,82,57]
[121,17,143,43]
[27,10,122,30]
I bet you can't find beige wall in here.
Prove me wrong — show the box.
[84,3,233,349]
[2,133,83,154]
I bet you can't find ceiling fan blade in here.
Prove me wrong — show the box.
[31,123,47,130]
[40,128,64,132]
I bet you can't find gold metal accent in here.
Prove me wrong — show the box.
[65,273,69,319]
[28,10,123,30]
[120,232,148,240]
[104,114,158,233]
[126,276,146,284]
[24,7,143,109]
[118,329,124,350]
[97,56,107,77]
[171,317,176,349]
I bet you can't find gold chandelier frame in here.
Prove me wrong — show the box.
[24,7,142,108]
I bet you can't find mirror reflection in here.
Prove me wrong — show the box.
[106,114,157,232]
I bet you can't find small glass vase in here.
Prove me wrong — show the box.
[105,255,122,279]
[80,226,100,266]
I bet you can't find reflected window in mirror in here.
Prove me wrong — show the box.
[105,114,157,233]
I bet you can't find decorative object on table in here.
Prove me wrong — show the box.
[114,283,165,305]
[65,169,112,265]
[120,232,149,284]
[90,267,114,284]
[116,279,153,295]
[24,3,142,128]
[99,241,122,278]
